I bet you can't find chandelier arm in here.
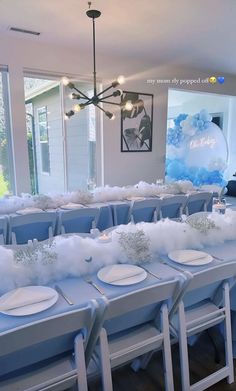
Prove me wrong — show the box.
[99,93,117,100]
[100,100,121,106]
[72,86,90,100]
[96,84,113,98]
[95,104,107,114]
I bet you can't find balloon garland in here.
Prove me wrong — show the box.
[166,110,228,187]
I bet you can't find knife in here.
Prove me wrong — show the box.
[54,285,73,305]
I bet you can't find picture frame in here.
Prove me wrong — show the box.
[121,91,153,152]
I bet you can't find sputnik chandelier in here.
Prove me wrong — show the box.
[63,2,133,120]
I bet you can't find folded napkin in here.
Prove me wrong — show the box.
[0,286,55,311]
[60,203,84,209]
[179,250,207,263]
[103,265,144,283]
[16,207,43,214]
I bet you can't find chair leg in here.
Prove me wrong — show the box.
[224,283,234,384]
[74,334,88,391]
[161,304,174,391]
[99,328,113,391]
[178,302,191,391]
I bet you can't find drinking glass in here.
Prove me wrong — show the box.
[212,197,226,214]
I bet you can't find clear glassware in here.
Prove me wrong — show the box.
[212,197,226,214]
[87,177,96,191]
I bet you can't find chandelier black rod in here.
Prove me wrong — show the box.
[92,16,97,96]
[100,100,121,106]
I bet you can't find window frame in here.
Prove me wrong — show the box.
[0,67,15,194]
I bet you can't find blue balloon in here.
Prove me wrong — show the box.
[166,160,185,179]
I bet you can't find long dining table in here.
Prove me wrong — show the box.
[1,237,236,377]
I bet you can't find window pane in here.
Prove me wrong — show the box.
[0,70,14,196]
[24,77,97,194]
[24,77,65,194]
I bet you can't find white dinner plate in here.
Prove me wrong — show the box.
[16,207,43,214]
[168,249,213,266]
[97,264,147,286]
[0,286,58,316]
[60,203,84,210]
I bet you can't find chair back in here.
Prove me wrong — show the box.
[9,212,57,244]
[173,262,236,311]
[103,278,184,335]
[0,216,8,244]
[58,208,100,234]
[185,192,213,215]
[129,198,162,223]
[111,202,131,226]
[160,195,187,219]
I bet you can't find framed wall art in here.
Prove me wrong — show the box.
[121,91,153,152]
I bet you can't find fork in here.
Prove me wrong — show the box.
[84,278,105,295]
[159,259,184,273]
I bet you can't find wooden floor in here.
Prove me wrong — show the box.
[89,331,236,391]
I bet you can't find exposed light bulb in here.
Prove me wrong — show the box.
[62,77,70,86]
[73,104,81,112]
[110,114,116,120]
[124,100,133,111]
[117,75,125,85]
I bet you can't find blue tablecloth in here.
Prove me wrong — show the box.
[1,239,236,375]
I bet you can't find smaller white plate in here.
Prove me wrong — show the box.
[0,286,58,316]
[168,250,213,266]
[126,196,145,201]
[60,203,84,210]
[97,264,147,286]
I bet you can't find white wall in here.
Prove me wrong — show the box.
[1,34,236,192]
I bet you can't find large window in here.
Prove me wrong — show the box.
[0,68,14,196]
[24,75,97,194]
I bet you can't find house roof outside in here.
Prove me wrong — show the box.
[25,80,59,103]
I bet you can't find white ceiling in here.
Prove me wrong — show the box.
[0,0,235,74]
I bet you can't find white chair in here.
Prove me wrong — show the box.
[185,192,213,215]
[9,212,57,244]
[129,198,162,223]
[0,298,107,391]
[96,277,185,391]
[160,195,187,220]
[0,215,8,244]
[170,262,236,391]
[58,208,100,234]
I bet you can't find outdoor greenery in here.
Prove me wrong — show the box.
[0,72,10,195]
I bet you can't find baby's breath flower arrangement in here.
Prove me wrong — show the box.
[118,229,151,264]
